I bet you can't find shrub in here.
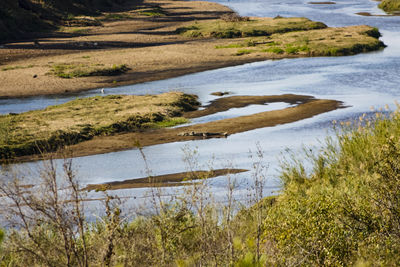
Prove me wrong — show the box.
[263,109,400,265]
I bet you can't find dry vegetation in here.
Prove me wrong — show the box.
[214,25,384,56]
[176,17,327,38]
[0,92,199,159]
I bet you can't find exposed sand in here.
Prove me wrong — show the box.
[84,169,248,190]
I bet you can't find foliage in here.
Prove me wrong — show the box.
[263,109,400,265]
[0,147,270,266]
[379,0,400,13]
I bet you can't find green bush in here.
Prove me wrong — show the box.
[263,110,400,265]
[379,0,400,13]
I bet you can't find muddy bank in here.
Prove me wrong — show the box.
[84,169,248,190]
[15,94,344,162]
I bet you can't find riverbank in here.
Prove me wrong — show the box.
[0,0,385,98]
[0,92,199,160]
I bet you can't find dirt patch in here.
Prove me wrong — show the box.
[15,94,344,162]
[356,11,399,16]
[84,168,248,190]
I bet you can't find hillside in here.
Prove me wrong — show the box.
[0,0,128,41]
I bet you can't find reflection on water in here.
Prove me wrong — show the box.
[1,0,400,203]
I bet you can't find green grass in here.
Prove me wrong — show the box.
[261,46,284,54]
[0,92,199,159]
[50,63,129,78]
[215,43,246,49]
[235,49,254,56]
[138,7,166,17]
[379,0,400,13]
[223,25,384,57]
[176,17,327,38]
[1,65,34,71]
[152,117,189,128]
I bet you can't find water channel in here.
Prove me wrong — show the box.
[1,0,400,205]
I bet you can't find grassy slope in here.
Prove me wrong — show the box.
[0,0,127,41]
[0,92,199,159]
[379,0,400,13]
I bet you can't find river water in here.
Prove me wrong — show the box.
[1,0,400,204]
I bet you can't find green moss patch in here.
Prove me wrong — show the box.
[0,92,199,159]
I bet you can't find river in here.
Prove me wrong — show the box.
[1,0,400,206]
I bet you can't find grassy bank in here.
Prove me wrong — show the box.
[0,92,199,160]
[379,0,400,13]
[176,17,327,38]
[215,24,384,57]
[2,107,400,265]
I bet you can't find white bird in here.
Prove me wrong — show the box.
[101,88,105,94]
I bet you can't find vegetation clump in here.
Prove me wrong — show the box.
[262,108,400,265]
[379,0,400,13]
[220,25,384,57]
[50,63,129,78]
[176,17,327,38]
[0,92,199,159]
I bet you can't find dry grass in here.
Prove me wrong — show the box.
[176,17,327,38]
[379,0,400,13]
[0,92,199,159]
[215,25,384,56]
